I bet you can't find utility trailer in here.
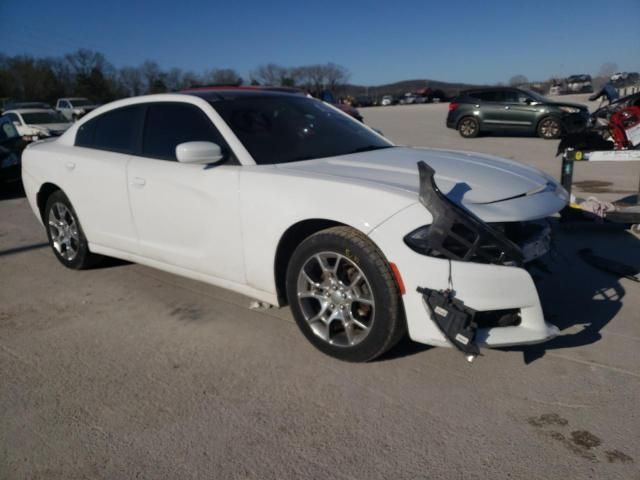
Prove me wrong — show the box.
[560,148,640,233]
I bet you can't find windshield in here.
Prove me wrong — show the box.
[213,95,392,165]
[21,111,68,124]
[70,99,93,107]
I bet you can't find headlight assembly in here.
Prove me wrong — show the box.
[559,106,580,114]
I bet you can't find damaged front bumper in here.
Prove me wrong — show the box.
[368,162,563,352]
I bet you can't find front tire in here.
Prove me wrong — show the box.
[537,116,562,139]
[286,226,405,362]
[44,190,102,269]
[458,116,480,138]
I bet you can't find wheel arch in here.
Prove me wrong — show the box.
[536,114,562,131]
[456,114,481,132]
[274,218,349,305]
[36,182,63,223]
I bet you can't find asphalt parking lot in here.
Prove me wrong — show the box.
[1,94,639,479]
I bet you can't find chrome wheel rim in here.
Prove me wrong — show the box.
[460,119,477,136]
[48,202,80,261]
[540,119,560,138]
[296,252,375,347]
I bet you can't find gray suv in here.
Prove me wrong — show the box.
[446,87,589,139]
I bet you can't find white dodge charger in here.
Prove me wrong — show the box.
[22,87,567,362]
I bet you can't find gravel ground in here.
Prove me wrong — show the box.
[1,94,639,479]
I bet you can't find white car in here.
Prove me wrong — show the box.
[56,97,100,121]
[381,95,393,106]
[2,109,72,142]
[22,89,567,362]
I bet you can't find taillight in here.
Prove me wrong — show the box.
[448,102,459,112]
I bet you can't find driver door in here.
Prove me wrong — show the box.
[501,90,538,128]
[127,102,245,284]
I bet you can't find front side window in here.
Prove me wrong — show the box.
[75,105,145,154]
[59,101,70,109]
[142,103,230,161]
[212,95,391,165]
[503,91,521,103]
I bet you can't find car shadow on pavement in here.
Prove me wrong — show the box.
[503,226,640,364]
[0,181,25,201]
[0,242,49,257]
[377,336,433,361]
[476,130,542,139]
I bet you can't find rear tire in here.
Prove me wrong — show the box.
[44,190,102,269]
[537,116,562,139]
[286,226,405,362]
[458,116,480,138]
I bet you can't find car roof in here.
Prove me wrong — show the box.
[459,87,523,96]
[4,108,57,114]
[181,86,307,102]
[4,102,50,108]
[60,97,89,101]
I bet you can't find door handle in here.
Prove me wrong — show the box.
[65,162,75,170]
[132,177,146,187]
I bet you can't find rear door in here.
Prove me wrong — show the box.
[67,105,144,252]
[127,101,245,283]
[472,90,508,127]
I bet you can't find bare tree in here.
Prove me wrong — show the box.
[140,60,164,93]
[251,63,289,86]
[65,49,109,77]
[118,67,145,96]
[509,74,528,86]
[164,67,187,91]
[205,68,241,85]
[324,63,350,92]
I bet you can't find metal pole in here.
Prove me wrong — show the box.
[560,149,574,197]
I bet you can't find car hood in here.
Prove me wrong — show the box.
[278,147,568,221]
[30,123,71,132]
[73,105,99,112]
[548,101,588,110]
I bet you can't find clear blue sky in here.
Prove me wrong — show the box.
[1,0,639,85]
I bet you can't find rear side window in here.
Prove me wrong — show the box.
[75,105,145,154]
[142,103,230,161]
[469,91,504,102]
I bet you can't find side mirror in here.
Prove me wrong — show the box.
[13,121,21,127]
[175,141,224,164]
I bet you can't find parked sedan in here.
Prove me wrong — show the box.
[1,108,72,142]
[22,90,567,361]
[447,87,589,139]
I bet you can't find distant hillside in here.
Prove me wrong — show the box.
[344,79,490,99]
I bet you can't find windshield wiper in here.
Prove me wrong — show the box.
[345,145,394,155]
